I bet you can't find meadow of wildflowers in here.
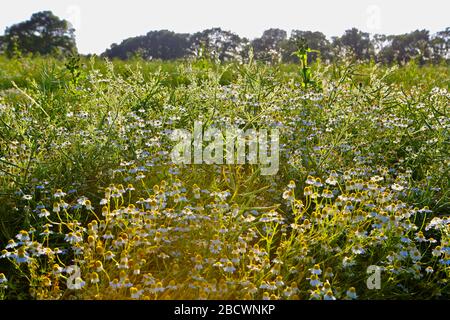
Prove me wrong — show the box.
[0,55,449,300]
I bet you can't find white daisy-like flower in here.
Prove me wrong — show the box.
[370,175,384,182]
[305,176,315,185]
[346,287,358,299]
[282,190,294,201]
[38,209,50,218]
[391,183,405,191]
[53,189,67,198]
[307,274,322,287]
[352,245,366,255]
[324,290,336,300]
[309,264,322,275]
[0,273,7,284]
[223,262,236,273]
[325,177,338,186]
[6,240,17,249]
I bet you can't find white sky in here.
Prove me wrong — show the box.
[1,0,449,54]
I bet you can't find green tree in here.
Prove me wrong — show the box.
[0,35,4,53]
[430,27,450,63]
[103,30,191,60]
[252,28,287,62]
[378,30,432,64]
[333,28,373,61]
[190,28,246,62]
[3,11,77,57]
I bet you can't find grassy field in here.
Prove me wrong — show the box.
[0,55,449,300]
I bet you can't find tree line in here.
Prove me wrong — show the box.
[1,11,449,64]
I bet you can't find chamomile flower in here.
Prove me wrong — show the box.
[325,176,338,186]
[275,276,285,287]
[209,243,222,254]
[283,282,298,298]
[346,287,358,299]
[313,178,323,188]
[0,250,9,259]
[152,281,165,293]
[52,202,60,213]
[309,289,322,300]
[351,245,366,255]
[13,247,30,264]
[166,280,177,290]
[130,287,143,299]
[391,184,405,191]
[324,267,334,278]
[287,180,296,189]
[309,264,322,275]
[321,189,334,199]
[282,190,294,201]
[307,274,322,287]
[223,262,236,273]
[118,257,129,269]
[94,260,104,272]
[324,290,336,300]
[439,254,450,265]
[0,273,7,289]
[410,248,422,262]
[432,246,442,257]
[102,231,114,240]
[370,176,383,182]
[64,232,83,244]
[110,279,121,289]
[53,189,67,198]
[305,176,315,185]
[38,209,50,218]
[342,256,355,268]
[84,200,93,210]
[87,272,99,284]
[16,230,30,242]
[415,232,426,243]
[5,240,17,249]
[105,251,115,260]
[52,264,63,275]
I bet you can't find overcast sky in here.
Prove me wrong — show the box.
[1,0,449,54]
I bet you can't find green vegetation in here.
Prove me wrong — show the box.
[0,11,76,58]
[0,54,449,300]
